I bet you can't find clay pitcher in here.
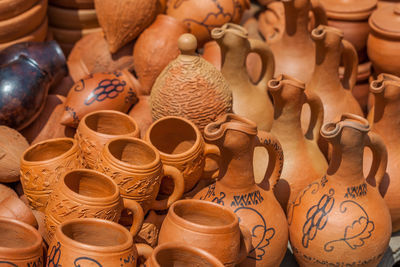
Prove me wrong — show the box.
[269,75,328,211]
[194,114,288,267]
[212,23,275,131]
[288,113,391,267]
[365,74,400,232]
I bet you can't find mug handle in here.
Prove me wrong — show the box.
[136,243,154,264]
[202,143,221,179]
[304,90,324,143]
[123,198,145,237]
[236,224,253,264]
[151,165,185,211]
[341,39,358,91]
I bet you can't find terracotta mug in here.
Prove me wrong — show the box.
[96,137,185,213]
[44,169,144,244]
[144,116,220,194]
[47,218,152,267]
[158,199,252,267]
[75,110,140,169]
[0,217,45,266]
[20,138,81,212]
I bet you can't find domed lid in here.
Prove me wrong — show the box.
[369,4,400,39]
[321,0,377,20]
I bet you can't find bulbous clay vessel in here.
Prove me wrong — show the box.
[144,242,225,267]
[288,113,391,267]
[365,74,400,232]
[96,137,185,213]
[75,110,140,168]
[128,95,153,137]
[158,199,252,267]
[367,4,400,76]
[194,114,288,267]
[47,218,148,266]
[0,195,37,227]
[95,0,158,53]
[145,116,220,194]
[60,70,140,127]
[212,23,274,131]
[0,126,29,183]
[0,218,44,266]
[150,33,232,132]
[133,15,189,95]
[166,0,250,46]
[0,183,17,202]
[45,169,144,243]
[20,138,81,212]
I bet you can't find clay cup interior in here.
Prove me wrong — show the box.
[23,138,76,163]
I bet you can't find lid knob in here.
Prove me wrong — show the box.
[178,33,197,55]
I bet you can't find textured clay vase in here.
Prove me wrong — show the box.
[158,199,252,267]
[45,169,144,243]
[0,195,37,227]
[20,138,80,212]
[47,218,148,266]
[95,0,158,53]
[75,110,140,168]
[0,218,44,267]
[144,242,225,267]
[288,113,391,267]
[145,116,220,194]
[61,70,140,128]
[212,23,274,131]
[133,15,189,95]
[96,137,185,213]
[365,74,400,232]
[150,33,232,132]
[269,75,328,211]
[0,126,29,183]
[166,0,250,46]
[368,4,400,76]
[194,114,288,267]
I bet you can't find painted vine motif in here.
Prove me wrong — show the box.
[74,257,103,266]
[47,242,62,267]
[287,181,320,225]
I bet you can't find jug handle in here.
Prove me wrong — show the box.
[310,0,328,26]
[248,39,275,89]
[365,132,388,196]
[202,143,221,179]
[123,198,145,237]
[304,90,324,143]
[255,131,284,190]
[341,39,358,91]
[151,165,185,211]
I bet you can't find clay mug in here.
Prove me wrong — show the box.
[144,116,220,194]
[0,217,45,267]
[20,138,81,212]
[47,218,152,267]
[158,199,252,267]
[44,169,144,244]
[144,242,225,267]
[75,110,140,169]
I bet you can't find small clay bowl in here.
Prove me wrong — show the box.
[48,5,99,29]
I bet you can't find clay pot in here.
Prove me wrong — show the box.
[144,242,225,267]
[166,0,250,46]
[320,0,377,63]
[0,0,38,20]
[48,5,99,29]
[145,116,220,194]
[150,33,232,132]
[268,75,328,211]
[0,195,37,227]
[0,218,44,266]
[47,218,149,266]
[288,113,391,267]
[128,95,153,137]
[133,15,189,95]
[0,183,18,202]
[158,199,252,266]
[75,110,140,168]
[194,114,288,267]
[20,138,81,212]
[50,26,102,44]
[368,4,400,76]
[60,70,140,127]
[202,41,221,70]
[49,0,94,9]
[96,137,185,213]
[0,126,29,183]
[45,169,144,243]
[95,0,158,53]
[67,31,134,82]
[21,95,76,144]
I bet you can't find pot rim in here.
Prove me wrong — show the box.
[369,5,400,39]
[321,113,370,139]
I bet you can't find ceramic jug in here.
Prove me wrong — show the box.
[365,74,400,232]
[288,113,391,267]
[269,75,328,211]
[150,33,232,132]
[194,114,288,267]
[212,23,274,131]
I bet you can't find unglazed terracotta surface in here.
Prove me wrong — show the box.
[128,95,153,137]
[49,0,94,9]
[0,0,38,20]
[47,5,99,30]
[0,195,37,227]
